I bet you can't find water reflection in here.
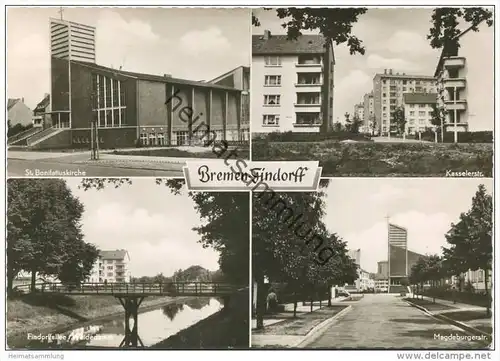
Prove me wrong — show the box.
[30,297,222,349]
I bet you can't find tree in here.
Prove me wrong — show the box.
[443,184,492,315]
[409,257,429,300]
[7,179,99,294]
[253,8,368,55]
[333,121,343,132]
[253,8,493,58]
[427,8,493,55]
[369,114,377,136]
[430,103,446,142]
[392,106,406,137]
[350,113,362,134]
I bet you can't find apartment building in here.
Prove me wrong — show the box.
[451,268,492,292]
[373,69,436,136]
[403,92,438,135]
[434,19,494,141]
[252,30,335,133]
[363,92,375,130]
[88,249,131,283]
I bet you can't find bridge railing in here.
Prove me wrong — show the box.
[14,282,241,296]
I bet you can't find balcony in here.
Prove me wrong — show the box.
[443,57,466,69]
[445,99,467,111]
[294,102,321,109]
[295,56,323,71]
[294,113,322,128]
[444,78,466,89]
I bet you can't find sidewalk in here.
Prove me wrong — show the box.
[251,299,351,348]
[406,295,491,340]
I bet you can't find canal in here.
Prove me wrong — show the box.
[29,297,222,348]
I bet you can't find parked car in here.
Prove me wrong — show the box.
[338,290,351,298]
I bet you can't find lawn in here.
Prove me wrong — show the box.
[252,140,493,177]
[443,311,492,336]
[252,306,347,336]
[404,297,455,312]
[113,146,249,160]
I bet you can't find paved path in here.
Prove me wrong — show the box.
[372,136,432,143]
[307,294,485,349]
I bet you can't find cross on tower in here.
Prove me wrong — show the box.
[58,7,65,20]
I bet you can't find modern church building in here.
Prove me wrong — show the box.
[18,18,249,150]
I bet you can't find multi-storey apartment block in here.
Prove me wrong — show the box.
[88,249,131,283]
[363,92,375,131]
[373,69,436,136]
[434,18,494,141]
[252,30,335,133]
[353,102,367,132]
[402,93,438,135]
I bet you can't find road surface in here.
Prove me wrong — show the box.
[306,294,486,349]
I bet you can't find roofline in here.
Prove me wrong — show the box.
[207,65,250,84]
[71,60,241,92]
[389,223,407,232]
[373,73,436,80]
[50,17,96,30]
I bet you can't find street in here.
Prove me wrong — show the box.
[306,294,485,349]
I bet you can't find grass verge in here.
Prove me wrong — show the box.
[252,140,492,177]
[253,306,347,337]
[403,297,455,312]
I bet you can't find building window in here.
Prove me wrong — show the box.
[409,119,415,125]
[419,104,426,108]
[297,92,320,105]
[409,111,415,116]
[418,111,426,116]
[264,95,280,106]
[298,73,321,85]
[409,104,415,108]
[140,133,148,146]
[383,106,387,111]
[107,266,113,270]
[265,75,281,86]
[263,114,279,126]
[107,273,113,277]
[157,133,165,146]
[382,93,386,97]
[296,113,321,125]
[92,73,127,128]
[264,56,281,66]
[174,131,189,145]
[149,133,157,146]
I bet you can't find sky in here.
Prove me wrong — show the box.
[252,8,492,123]
[65,179,221,278]
[322,178,493,274]
[7,7,251,109]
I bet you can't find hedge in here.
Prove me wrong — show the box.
[414,131,493,143]
[263,131,373,143]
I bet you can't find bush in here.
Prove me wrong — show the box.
[417,131,493,143]
[423,288,491,307]
[265,131,372,143]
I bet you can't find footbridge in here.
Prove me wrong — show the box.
[15,282,245,348]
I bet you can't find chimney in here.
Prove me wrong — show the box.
[389,69,393,75]
[384,69,387,75]
[163,74,171,78]
[264,29,271,40]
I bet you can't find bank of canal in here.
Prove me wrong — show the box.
[8,295,221,349]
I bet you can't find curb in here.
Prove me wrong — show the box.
[295,305,352,348]
[404,300,492,343]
